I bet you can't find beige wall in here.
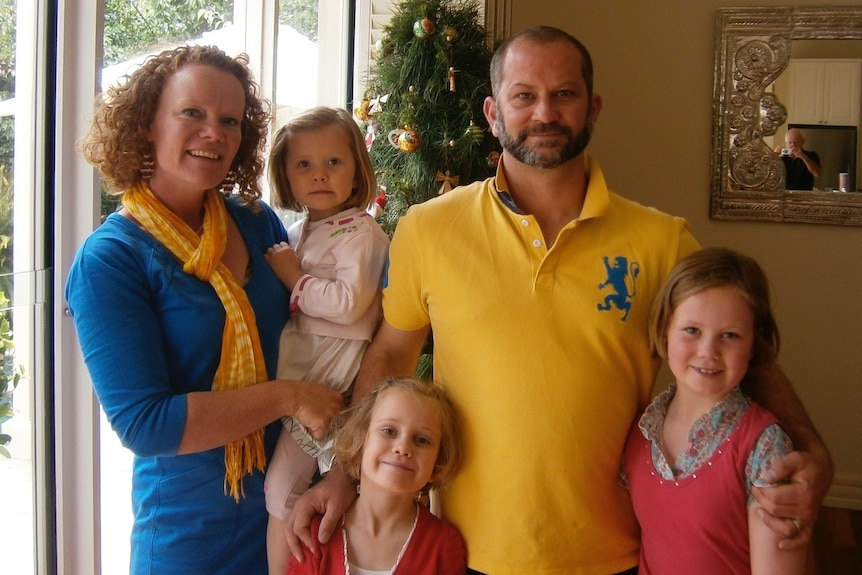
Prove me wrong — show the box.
[507,0,862,508]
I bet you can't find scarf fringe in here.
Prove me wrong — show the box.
[224,430,267,502]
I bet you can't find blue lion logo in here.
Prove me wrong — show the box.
[597,255,641,321]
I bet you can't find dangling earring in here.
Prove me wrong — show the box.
[220,168,237,196]
[417,488,431,508]
[140,151,155,181]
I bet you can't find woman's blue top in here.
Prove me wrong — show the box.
[65,198,290,574]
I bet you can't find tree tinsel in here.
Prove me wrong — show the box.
[360,0,500,236]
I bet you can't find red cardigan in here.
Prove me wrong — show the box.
[288,503,467,574]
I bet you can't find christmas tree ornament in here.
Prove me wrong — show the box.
[436,170,459,194]
[397,128,421,153]
[373,34,394,58]
[387,128,406,149]
[374,187,387,209]
[369,93,389,115]
[444,26,458,41]
[413,17,436,38]
[353,98,371,121]
[464,120,484,144]
[373,35,393,58]
[448,139,457,147]
[368,187,387,218]
[364,122,377,152]
[486,150,500,168]
[447,67,457,92]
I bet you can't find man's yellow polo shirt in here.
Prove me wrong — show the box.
[383,155,700,575]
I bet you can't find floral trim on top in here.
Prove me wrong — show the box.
[636,385,793,498]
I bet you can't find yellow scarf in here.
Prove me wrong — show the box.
[122,182,267,501]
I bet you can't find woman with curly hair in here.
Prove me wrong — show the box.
[66,45,344,574]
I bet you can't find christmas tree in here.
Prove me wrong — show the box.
[356,0,500,236]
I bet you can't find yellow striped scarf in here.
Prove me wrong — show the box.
[122,182,267,501]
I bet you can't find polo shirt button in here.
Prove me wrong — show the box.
[532,239,542,247]
[521,219,530,226]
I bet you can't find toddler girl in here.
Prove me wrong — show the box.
[264,106,390,574]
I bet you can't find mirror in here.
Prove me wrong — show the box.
[711,7,862,225]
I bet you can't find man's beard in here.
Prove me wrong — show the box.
[496,112,593,169]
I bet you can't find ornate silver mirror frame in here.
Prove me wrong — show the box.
[711,6,862,226]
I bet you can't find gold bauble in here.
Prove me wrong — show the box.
[413,17,436,38]
[397,129,421,153]
[464,121,485,144]
[353,99,371,121]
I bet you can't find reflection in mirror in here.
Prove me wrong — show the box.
[774,38,862,192]
[784,124,856,192]
[711,7,862,226]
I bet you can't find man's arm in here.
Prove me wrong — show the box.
[284,320,430,559]
[354,320,431,396]
[748,364,834,549]
[798,150,822,178]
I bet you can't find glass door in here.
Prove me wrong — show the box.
[0,0,51,573]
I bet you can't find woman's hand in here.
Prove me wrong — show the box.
[287,381,345,440]
[179,379,344,455]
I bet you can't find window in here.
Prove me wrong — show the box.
[0,1,52,573]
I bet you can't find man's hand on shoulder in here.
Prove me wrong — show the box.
[285,466,357,561]
[752,448,834,550]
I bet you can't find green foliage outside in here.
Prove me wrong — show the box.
[0,123,13,285]
[0,0,17,456]
[0,0,14,191]
[0,290,22,458]
[104,0,320,66]
[0,164,13,298]
[0,136,17,458]
[361,0,500,237]
[103,0,233,65]
[0,0,14,95]
[0,0,13,284]
[279,0,319,42]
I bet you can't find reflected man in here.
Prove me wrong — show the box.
[776,128,822,190]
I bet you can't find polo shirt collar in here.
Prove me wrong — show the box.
[493,153,611,220]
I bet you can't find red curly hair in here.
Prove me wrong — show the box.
[79,45,270,204]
